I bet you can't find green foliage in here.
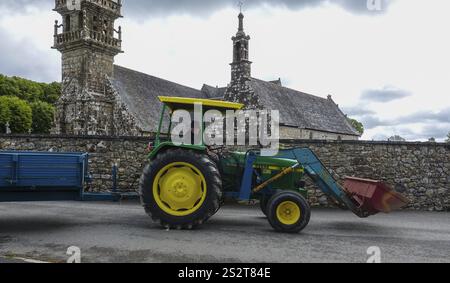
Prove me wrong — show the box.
[30,101,55,134]
[0,96,32,134]
[41,82,62,105]
[0,74,61,104]
[0,74,61,134]
[0,98,11,133]
[347,118,364,135]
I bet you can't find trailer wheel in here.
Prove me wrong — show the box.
[140,149,222,230]
[267,191,311,233]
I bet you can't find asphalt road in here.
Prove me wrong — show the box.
[0,201,448,263]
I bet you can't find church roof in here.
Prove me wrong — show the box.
[111,65,207,132]
[201,84,227,100]
[249,78,360,136]
[110,66,358,136]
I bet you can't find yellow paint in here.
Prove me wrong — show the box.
[276,201,301,225]
[153,162,207,217]
[255,165,303,172]
[159,96,244,110]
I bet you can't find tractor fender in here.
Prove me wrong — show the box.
[149,142,207,160]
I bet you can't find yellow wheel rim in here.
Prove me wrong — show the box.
[276,201,301,225]
[153,162,207,217]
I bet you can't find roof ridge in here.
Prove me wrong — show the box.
[251,77,330,102]
[114,65,202,93]
[202,84,227,89]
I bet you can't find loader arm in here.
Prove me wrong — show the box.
[274,148,370,218]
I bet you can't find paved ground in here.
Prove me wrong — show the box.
[0,201,448,263]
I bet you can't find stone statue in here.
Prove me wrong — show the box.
[5,122,11,134]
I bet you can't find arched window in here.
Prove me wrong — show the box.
[93,16,98,31]
[234,42,241,62]
[65,15,71,32]
[78,12,83,29]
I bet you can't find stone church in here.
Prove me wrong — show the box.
[52,0,360,140]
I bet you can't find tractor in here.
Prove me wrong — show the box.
[139,97,408,233]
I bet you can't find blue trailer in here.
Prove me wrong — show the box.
[0,151,89,202]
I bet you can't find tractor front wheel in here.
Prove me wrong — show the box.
[259,196,270,216]
[267,191,311,233]
[139,149,222,230]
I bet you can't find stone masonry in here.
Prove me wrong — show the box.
[52,0,138,136]
[1,135,448,211]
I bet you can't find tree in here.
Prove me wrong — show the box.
[446,132,450,143]
[0,96,32,134]
[0,74,61,104]
[347,118,364,135]
[0,74,61,134]
[41,82,62,105]
[30,101,55,134]
[0,99,11,133]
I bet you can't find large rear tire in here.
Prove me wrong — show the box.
[140,149,222,230]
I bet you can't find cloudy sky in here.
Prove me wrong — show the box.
[0,0,449,141]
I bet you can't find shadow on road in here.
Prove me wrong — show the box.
[316,221,395,235]
[0,217,74,233]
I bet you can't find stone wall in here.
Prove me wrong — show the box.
[280,140,449,211]
[280,126,359,141]
[0,135,448,211]
[0,135,151,193]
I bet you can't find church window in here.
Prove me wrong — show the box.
[234,42,241,61]
[65,15,71,32]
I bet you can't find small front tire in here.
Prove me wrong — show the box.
[267,191,311,233]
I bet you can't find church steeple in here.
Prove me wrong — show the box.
[52,0,124,136]
[231,12,251,81]
[225,10,259,109]
[238,12,244,32]
[53,0,123,92]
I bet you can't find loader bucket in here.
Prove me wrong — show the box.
[343,177,409,216]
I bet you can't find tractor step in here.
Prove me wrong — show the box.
[343,177,409,216]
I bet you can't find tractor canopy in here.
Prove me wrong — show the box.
[158,96,244,112]
[150,97,244,157]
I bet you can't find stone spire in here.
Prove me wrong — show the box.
[224,10,259,109]
[231,12,252,81]
[238,12,244,33]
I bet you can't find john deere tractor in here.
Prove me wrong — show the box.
[139,97,408,233]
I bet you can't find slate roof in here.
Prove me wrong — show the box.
[249,78,360,136]
[110,65,358,136]
[201,84,226,100]
[111,65,207,132]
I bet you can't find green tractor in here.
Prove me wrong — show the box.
[139,97,408,233]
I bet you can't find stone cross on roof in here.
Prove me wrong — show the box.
[238,1,244,13]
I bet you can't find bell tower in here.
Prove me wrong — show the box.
[225,11,260,109]
[231,12,252,82]
[52,0,123,135]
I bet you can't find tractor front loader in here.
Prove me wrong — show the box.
[139,96,409,233]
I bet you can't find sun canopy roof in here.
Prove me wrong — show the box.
[158,96,244,111]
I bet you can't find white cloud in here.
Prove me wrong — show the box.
[0,0,448,141]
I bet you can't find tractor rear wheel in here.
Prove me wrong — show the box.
[139,149,222,230]
[267,191,311,233]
